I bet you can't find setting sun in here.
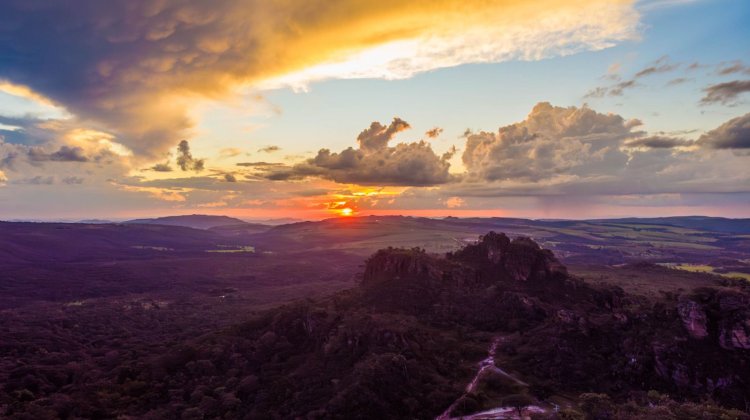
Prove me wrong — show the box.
[340,208,354,217]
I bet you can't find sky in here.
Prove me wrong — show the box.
[0,0,749,221]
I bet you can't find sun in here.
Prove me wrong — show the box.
[340,207,354,217]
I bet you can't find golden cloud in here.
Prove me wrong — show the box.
[0,0,639,157]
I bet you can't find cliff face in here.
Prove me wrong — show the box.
[360,233,570,317]
[676,289,750,349]
[678,299,709,339]
[358,232,750,409]
[450,232,567,282]
[362,232,566,288]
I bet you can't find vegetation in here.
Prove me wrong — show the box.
[2,219,750,419]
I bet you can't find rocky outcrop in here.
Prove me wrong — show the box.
[720,320,750,350]
[715,290,750,350]
[360,233,569,314]
[678,299,709,339]
[362,248,442,286]
[677,289,750,349]
[450,232,567,282]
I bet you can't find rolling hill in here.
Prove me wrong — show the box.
[123,214,268,231]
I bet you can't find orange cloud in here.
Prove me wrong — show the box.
[0,0,639,158]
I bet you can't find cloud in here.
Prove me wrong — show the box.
[219,148,243,158]
[624,136,692,148]
[236,161,285,168]
[0,115,131,170]
[586,55,681,97]
[608,79,638,96]
[439,103,750,201]
[357,118,410,151]
[634,55,679,78]
[716,61,750,76]
[115,183,189,202]
[150,163,173,172]
[666,77,689,86]
[0,0,639,157]
[697,113,750,149]
[175,140,205,171]
[62,176,84,185]
[265,118,453,186]
[14,175,55,185]
[700,80,750,105]
[425,127,444,139]
[224,173,237,182]
[0,136,123,177]
[462,102,641,182]
[28,145,89,162]
[257,146,281,153]
[584,87,610,98]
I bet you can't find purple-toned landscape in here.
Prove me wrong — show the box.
[1,0,750,419]
[2,215,750,418]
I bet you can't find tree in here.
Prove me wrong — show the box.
[502,394,535,417]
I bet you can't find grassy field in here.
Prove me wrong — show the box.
[667,263,750,281]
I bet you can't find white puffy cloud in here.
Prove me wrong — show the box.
[462,102,641,182]
[443,103,750,199]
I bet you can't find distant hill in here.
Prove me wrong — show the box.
[601,216,750,233]
[124,214,255,230]
[0,221,238,264]
[249,215,750,265]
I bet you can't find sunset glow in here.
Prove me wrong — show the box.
[0,0,748,220]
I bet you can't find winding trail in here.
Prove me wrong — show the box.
[436,336,545,420]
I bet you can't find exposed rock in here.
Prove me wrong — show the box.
[720,320,750,350]
[677,299,709,339]
[450,232,567,282]
[362,248,441,286]
[360,233,569,317]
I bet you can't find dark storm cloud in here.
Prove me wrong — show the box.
[175,140,204,172]
[264,118,452,186]
[698,113,750,149]
[700,80,750,105]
